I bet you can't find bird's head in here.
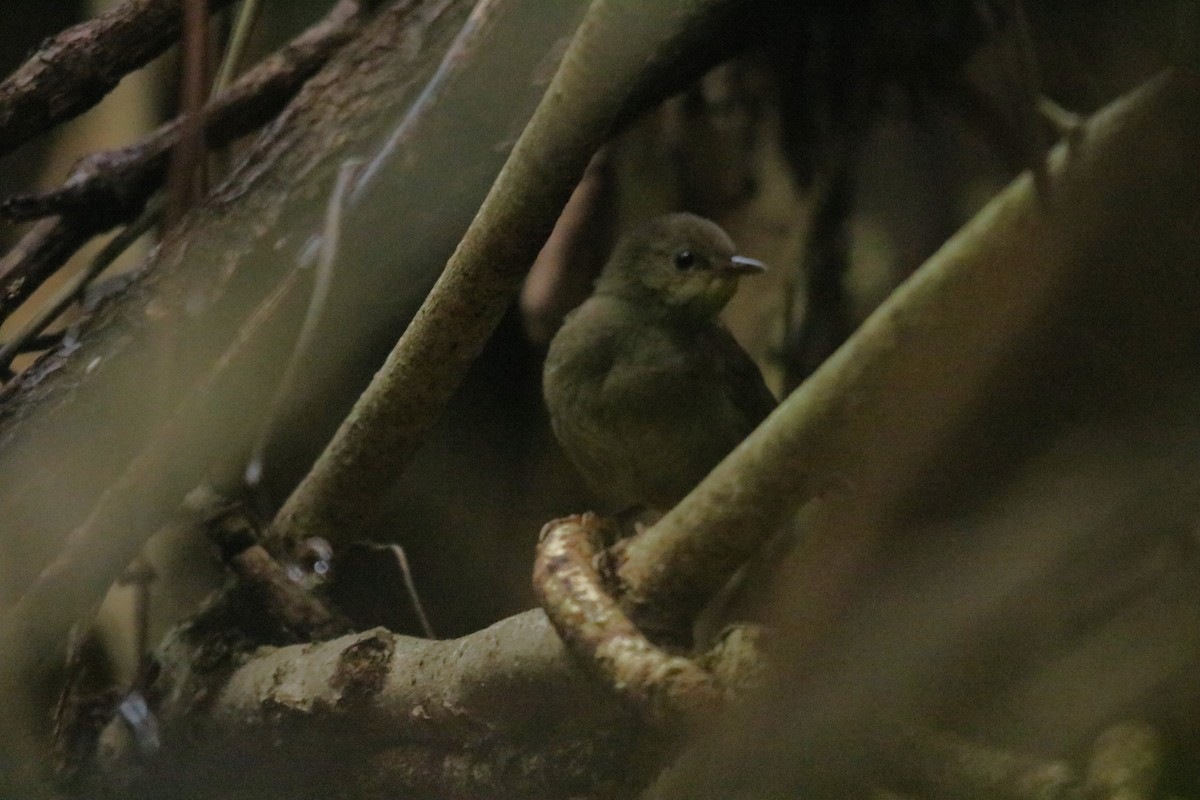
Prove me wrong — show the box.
[596,213,766,320]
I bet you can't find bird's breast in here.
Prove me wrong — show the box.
[543,307,751,509]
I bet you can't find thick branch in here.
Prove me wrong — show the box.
[0,0,236,159]
[97,611,657,799]
[616,70,1200,629]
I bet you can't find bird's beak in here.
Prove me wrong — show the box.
[724,255,768,275]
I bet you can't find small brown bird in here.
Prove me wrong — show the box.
[543,213,776,512]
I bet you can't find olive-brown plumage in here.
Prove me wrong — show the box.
[543,213,776,511]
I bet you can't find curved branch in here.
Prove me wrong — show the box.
[533,514,724,723]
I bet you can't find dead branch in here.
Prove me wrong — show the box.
[0,0,367,327]
[202,502,350,641]
[0,0,237,160]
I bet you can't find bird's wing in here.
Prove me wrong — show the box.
[706,325,778,432]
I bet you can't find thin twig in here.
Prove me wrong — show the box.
[166,0,212,224]
[246,159,364,484]
[0,197,163,374]
[0,218,100,326]
[0,0,237,160]
[387,544,435,639]
[213,0,265,93]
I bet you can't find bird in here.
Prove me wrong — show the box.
[543,212,777,513]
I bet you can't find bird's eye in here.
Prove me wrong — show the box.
[673,250,697,270]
